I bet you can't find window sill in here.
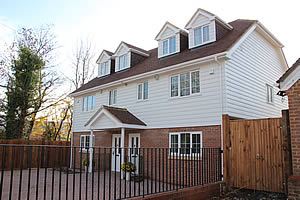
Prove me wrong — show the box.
[169,93,202,100]
[168,155,202,161]
[266,101,275,105]
[82,109,96,113]
[136,99,149,103]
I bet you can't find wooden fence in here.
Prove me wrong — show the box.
[223,110,292,194]
[0,139,70,169]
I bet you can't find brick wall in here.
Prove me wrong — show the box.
[131,182,221,200]
[286,80,300,199]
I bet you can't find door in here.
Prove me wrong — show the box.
[128,134,140,175]
[112,134,121,172]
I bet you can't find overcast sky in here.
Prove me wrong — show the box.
[1,0,299,89]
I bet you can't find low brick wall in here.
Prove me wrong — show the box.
[131,182,222,200]
[288,176,300,199]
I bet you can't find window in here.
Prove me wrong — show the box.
[194,25,209,46]
[99,61,109,76]
[267,85,274,103]
[137,81,149,100]
[119,54,129,70]
[80,135,95,151]
[162,36,176,56]
[170,70,200,97]
[109,89,117,105]
[169,132,202,155]
[82,95,95,112]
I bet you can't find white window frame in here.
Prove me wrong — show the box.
[109,89,117,105]
[266,84,274,103]
[99,61,109,77]
[82,95,95,112]
[170,70,201,98]
[137,81,149,101]
[162,36,176,56]
[119,54,129,71]
[80,135,95,151]
[194,24,210,47]
[169,132,203,157]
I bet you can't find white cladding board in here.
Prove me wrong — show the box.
[90,114,116,129]
[161,27,176,39]
[73,61,224,132]
[225,30,288,119]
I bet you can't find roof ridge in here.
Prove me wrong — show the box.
[103,105,128,111]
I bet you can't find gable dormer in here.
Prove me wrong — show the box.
[155,22,188,58]
[185,8,232,49]
[113,42,149,72]
[96,50,114,77]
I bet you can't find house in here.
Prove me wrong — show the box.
[70,8,288,172]
[277,58,300,199]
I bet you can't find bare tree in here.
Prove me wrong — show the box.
[69,38,96,90]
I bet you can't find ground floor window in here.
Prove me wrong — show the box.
[80,135,95,151]
[169,132,202,155]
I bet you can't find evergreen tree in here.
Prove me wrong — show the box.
[5,47,44,139]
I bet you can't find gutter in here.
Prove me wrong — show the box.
[70,52,228,97]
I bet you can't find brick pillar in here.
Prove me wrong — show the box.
[286,80,300,200]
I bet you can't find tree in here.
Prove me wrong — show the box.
[1,25,60,139]
[32,98,73,141]
[5,47,44,138]
[69,38,95,90]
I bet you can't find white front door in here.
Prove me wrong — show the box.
[112,134,121,172]
[128,134,140,175]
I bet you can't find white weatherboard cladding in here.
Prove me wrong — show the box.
[191,14,210,27]
[225,30,288,119]
[72,61,225,132]
[160,27,176,39]
[91,114,116,129]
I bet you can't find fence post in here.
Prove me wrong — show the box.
[281,109,292,194]
[222,114,230,186]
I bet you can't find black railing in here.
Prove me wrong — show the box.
[0,145,222,199]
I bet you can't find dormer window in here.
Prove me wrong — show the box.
[99,61,109,76]
[185,8,232,49]
[96,50,114,77]
[119,54,129,70]
[155,22,187,58]
[163,37,176,56]
[194,25,210,46]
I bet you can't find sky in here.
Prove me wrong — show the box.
[1,0,300,91]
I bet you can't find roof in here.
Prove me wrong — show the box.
[85,105,146,127]
[277,58,300,83]
[72,19,256,95]
[103,50,113,56]
[119,41,149,56]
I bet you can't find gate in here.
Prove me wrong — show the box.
[222,110,292,193]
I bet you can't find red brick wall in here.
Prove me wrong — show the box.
[287,80,300,199]
[131,182,221,200]
[286,80,300,175]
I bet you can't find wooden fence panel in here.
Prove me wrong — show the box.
[223,115,291,194]
[0,140,70,170]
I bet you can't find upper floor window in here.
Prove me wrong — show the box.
[109,89,117,105]
[170,71,200,97]
[163,37,176,56]
[82,95,95,112]
[194,25,209,46]
[99,61,109,76]
[119,54,129,70]
[266,85,274,103]
[169,132,202,155]
[137,82,149,100]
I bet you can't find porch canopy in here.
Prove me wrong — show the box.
[84,105,146,172]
